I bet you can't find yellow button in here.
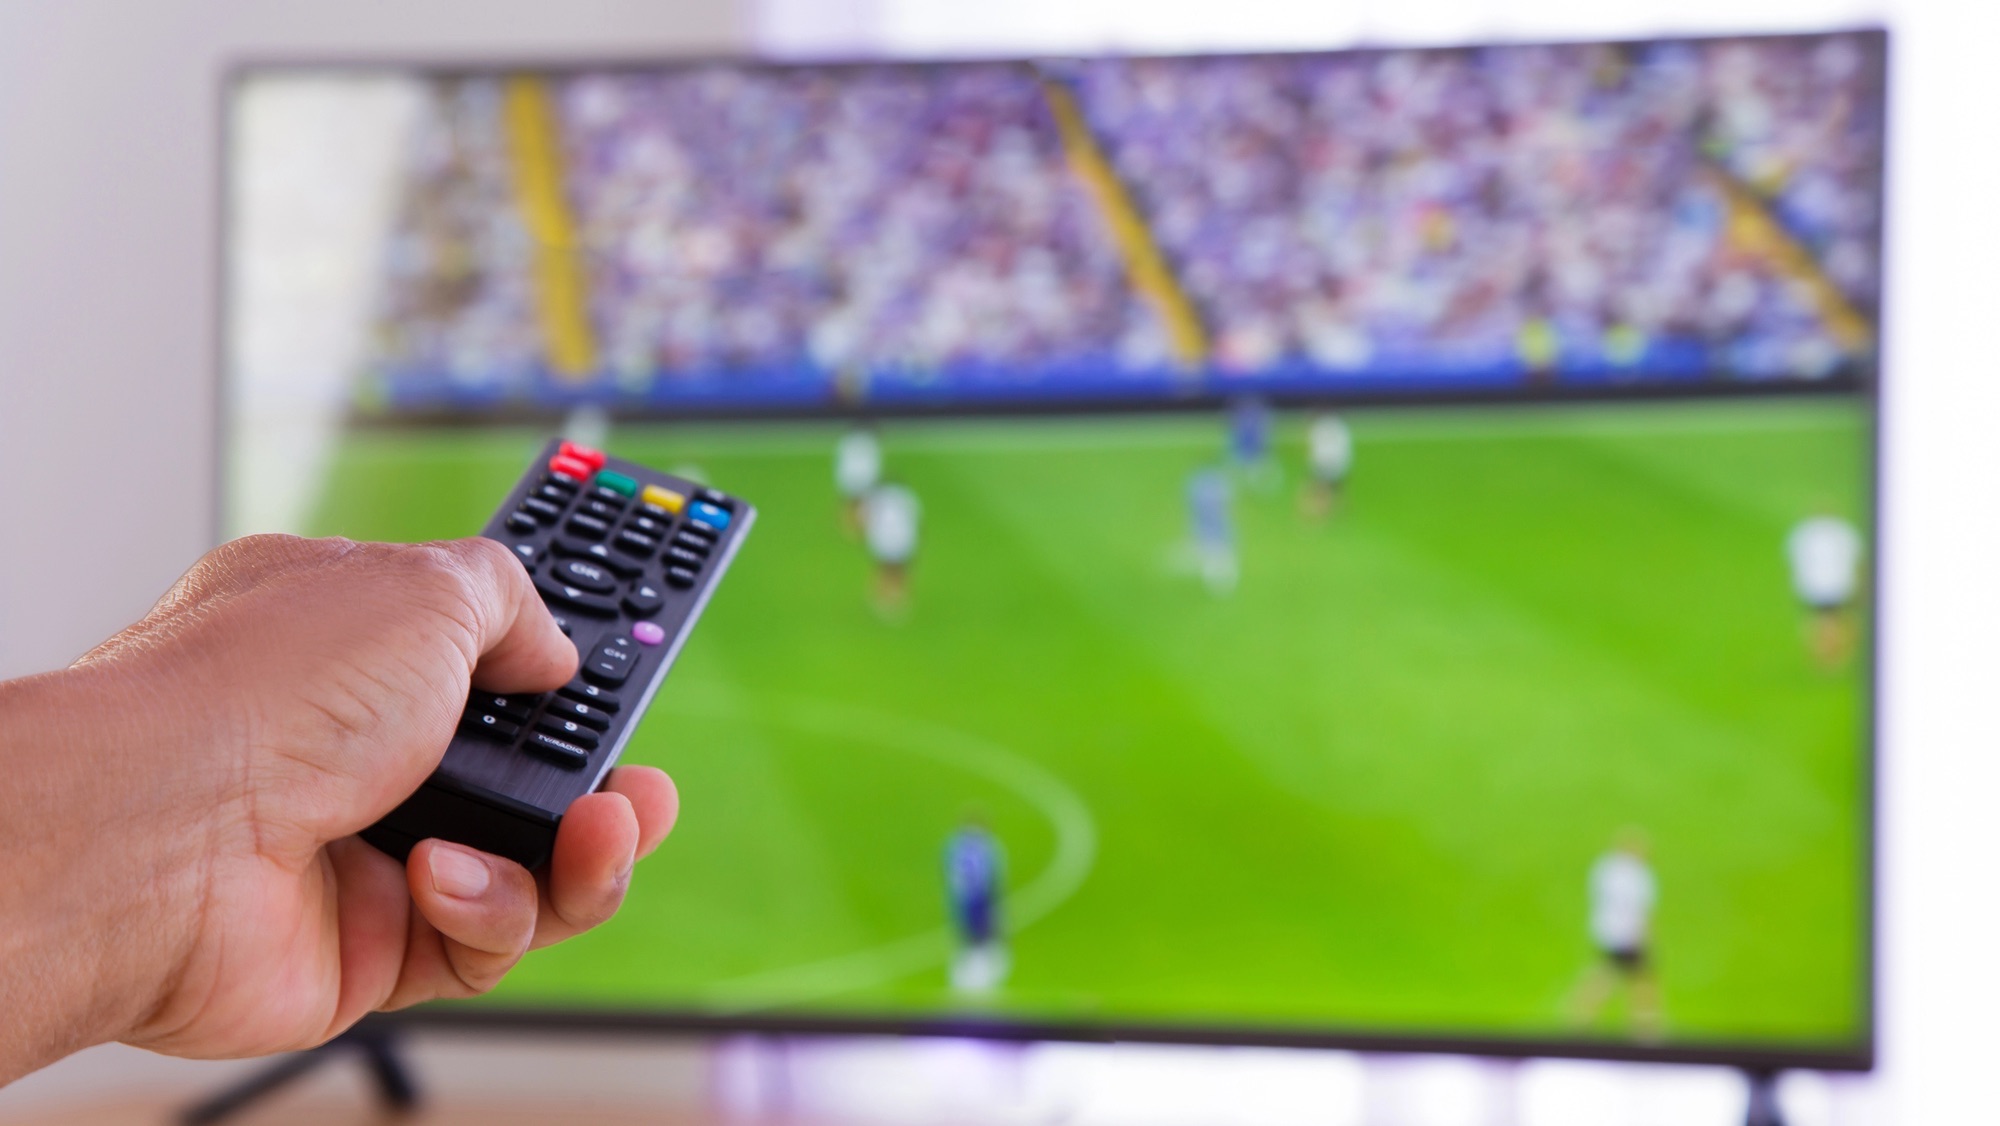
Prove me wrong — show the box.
[642,484,686,513]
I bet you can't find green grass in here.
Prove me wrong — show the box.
[303,398,1870,1047]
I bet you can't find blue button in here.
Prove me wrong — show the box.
[688,501,731,530]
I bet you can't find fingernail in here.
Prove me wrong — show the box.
[429,845,492,899]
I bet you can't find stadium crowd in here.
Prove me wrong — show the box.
[370,36,1882,397]
[556,64,1160,382]
[1073,35,1882,379]
[375,79,546,391]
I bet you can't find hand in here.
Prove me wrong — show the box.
[0,535,678,1082]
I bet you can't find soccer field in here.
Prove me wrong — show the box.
[305,397,1870,1047]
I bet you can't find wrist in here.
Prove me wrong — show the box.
[0,661,216,1080]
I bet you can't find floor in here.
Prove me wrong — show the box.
[0,1031,1884,1126]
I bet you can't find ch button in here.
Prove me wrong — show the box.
[583,636,640,686]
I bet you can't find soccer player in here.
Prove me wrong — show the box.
[1301,412,1354,519]
[1228,397,1278,492]
[1186,466,1238,596]
[835,426,883,536]
[944,815,1008,995]
[1786,511,1864,669]
[862,480,921,614]
[1567,828,1664,1040]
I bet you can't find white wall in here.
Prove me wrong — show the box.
[0,0,747,678]
[6,0,1999,1121]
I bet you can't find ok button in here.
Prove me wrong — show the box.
[552,558,617,593]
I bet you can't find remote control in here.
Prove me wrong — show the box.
[361,438,754,870]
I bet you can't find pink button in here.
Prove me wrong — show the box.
[631,621,666,646]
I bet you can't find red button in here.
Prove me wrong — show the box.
[559,441,607,470]
[549,454,594,479]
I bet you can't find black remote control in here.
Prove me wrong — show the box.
[361,438,754,870]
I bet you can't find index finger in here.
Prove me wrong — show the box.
[431,536,579,693]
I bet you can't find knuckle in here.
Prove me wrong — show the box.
[564,880,627,933]
[394,544,484,611]
[459,534,517,570]
[401,541,467,579]
[447,950,515,996]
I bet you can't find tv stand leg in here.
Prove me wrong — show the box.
[356,1025,420,1111]
[179,1022,419,1126]
[1743,1069,1785,1126]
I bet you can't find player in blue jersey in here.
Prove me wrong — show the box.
[1228,397,1277,492]
[945,815,1008,995]
[1187,465,1238,596]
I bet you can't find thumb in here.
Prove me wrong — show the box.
[433,537,579,693]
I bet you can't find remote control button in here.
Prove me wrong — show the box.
[641,484,686,513]
[551,613,573,637]
[595,470,638,497]
[521,497,564,522]
[471,693,537,721]
[460,711,523,742]
[559,680,621,712]
[583,638,639,685]
[622,581,666,618]
[552,558,618,593]
[534,576,620,616]
[511,542,539,568]
[506,511,539,535]
[534,483,573,504]
[525,731,590,768]
[632,621,666,646]
[664,545,705,570]
[676,523,717,547]
[545,471,582,491]
[637,502,678,524]
[688,501,731,531]
[536,715,601,749]
[566,513,611,540]
[626,514,669,538]
[583,498,623,522]
[559,441,607,470]
[546,697,612,730]
[665,565,698,590]
[669,532,712,556]
[549,454,594,479]
[695,489,734,512]
[552,537,643,576]
[590,485,630,507]
[614,530,659,557]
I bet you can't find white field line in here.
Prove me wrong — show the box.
[672,694,1098,1011]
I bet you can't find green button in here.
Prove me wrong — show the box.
[595,470,636,497]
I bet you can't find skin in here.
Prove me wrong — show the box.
[0,534,678,1085]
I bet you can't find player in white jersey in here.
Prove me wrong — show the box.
[862,481,920,613]
[1786,513,1864,669]
[1568,828,1664,1039]
[1301,412,1354,519]
[835,426,883,536]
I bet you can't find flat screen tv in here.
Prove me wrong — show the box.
[222,28,1885,1070]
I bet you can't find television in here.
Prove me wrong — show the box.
[222,28,1885,1071]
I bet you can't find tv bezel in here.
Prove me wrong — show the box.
[215,25,1887,1073]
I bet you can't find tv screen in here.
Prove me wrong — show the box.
[224,29,1883,1067]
